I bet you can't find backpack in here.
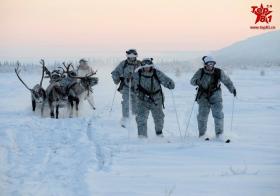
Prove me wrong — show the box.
[197,67,221,100]
[137,69,165,108]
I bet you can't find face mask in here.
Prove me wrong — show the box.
[127,57,136,62]
[205,63,214,71]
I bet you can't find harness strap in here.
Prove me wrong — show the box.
[138,69,165,108]
[152,69,165,108]
[197,68,221,100]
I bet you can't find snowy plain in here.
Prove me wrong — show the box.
[0,65,280,196]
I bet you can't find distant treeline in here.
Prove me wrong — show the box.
[0,58,196,74]
[1,58,279,74]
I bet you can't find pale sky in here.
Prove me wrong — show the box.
[0,0,279,59]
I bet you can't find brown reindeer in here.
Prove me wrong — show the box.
[44,62,72,119]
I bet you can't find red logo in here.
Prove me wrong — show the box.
[250,4,276,30]
[251,4,272,24]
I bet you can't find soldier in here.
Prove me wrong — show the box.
[190,56,237,141]
[111,49,142,127]
[133,58,175,138]
[76,58,96,110]
[77,59,93,77]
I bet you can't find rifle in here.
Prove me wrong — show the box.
[195,87,201,101]
[117,77,125,91]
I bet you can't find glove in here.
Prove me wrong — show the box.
[167,81,175,90]
[195,79,201,86]
[233,89,237,97]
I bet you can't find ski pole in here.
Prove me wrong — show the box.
[183,88,199,139]
[109,85,118,116]
[127,78,132,139]
[230,96,236,133]
[183,99,196,139]
[128,78,132,118]
[170,90,183,141]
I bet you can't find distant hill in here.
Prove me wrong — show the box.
[212,30,280,67]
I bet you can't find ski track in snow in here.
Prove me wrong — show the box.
[1,68,280,196]
[0,114,96,196]
[86,114,113,172]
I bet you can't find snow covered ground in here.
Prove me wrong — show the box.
[0,66,280,196]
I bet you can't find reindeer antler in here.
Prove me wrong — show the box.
[14,61,32,91]
[86,70,97,77]
[69,63,75,70]
[41,59,51,78]
[39,59,45,88]
[61,62,75,76]
[68,69,97,79]
[57,66,65,74]
[62,62,70,71]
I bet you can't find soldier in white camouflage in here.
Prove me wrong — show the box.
[190,56,237,140]
[111,49,142,127]
[133,58,175,138]
[77,59,94,77]
[77,59,96,110]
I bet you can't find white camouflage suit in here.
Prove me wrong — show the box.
[111,59,142,118]
[133,67,175,137]
[190,67,236,136]
[77,62,96,109]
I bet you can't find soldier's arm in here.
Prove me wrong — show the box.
[190,69,202,86]
[220,70,236,93]
[156,70,175,89]
[111,61,124,84]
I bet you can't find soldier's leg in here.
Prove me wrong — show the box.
[131,92,137,115]
[136,101,150,137]
[197,98,211,136]
[86,92,96,110]
[151,103,164,135]
[211,101,224,135]
[121,87,129,118]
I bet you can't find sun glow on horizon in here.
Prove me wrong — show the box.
[0,0,279,59]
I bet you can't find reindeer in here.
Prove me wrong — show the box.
[14,60,46,116]
[62,64,98,117]
[43,61,98,118]
[44,62,71,119]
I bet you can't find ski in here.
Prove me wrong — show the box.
[225,139,231,143]
[204,137,231,143]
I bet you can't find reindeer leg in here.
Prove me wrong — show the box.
[41,102,45,117]
[68,96,74,118]
[49,100,54,118]
[56,104,59,119]
[32,99,36,111]
[75,97,79,117]
[87,93,96,110]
